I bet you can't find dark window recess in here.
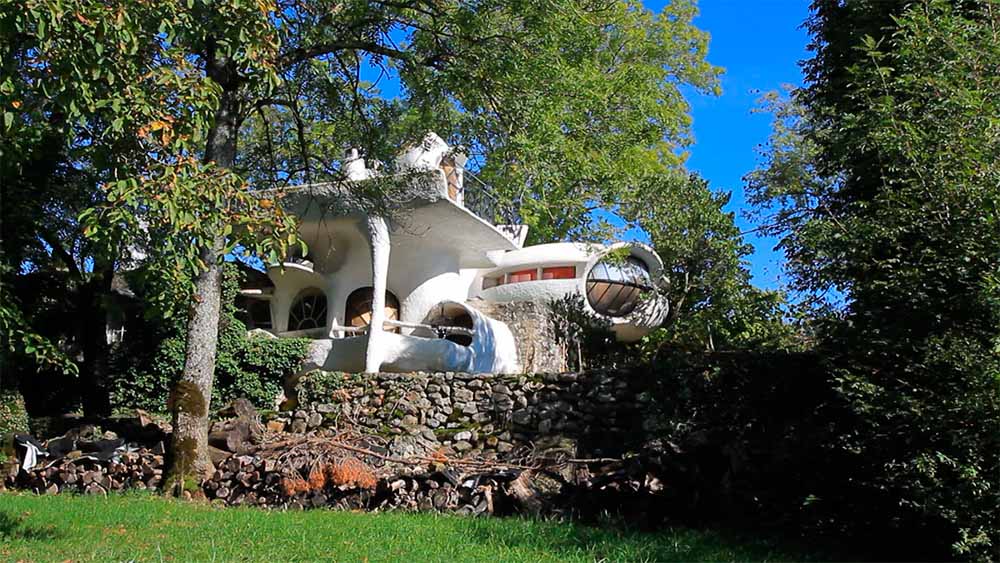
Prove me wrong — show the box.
[236,297,273,330]
[289,289,327,331]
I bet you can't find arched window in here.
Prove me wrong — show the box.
[586,257,651,317]
[346,287,400,332]
[289,288,327,331]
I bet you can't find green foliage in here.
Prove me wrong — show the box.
[79,159,302,304]
[0,494,830,562]
[748,0,1000,558]
[109,264,308,411]
[109,336,186,413]
[0,388,29,439]
[0,272,79,377]
[646,352,850,522]
[294,371,363,406]
[547,294,628,370]
[621,173,802,354]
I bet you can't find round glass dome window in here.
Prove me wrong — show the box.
[586,256,651,317]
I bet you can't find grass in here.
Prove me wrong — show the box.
[0,492,821,562]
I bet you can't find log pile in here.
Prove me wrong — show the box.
[4,398,677,523]
[200,443,526,514]
[8,447,166,496]
[199,433,671,520]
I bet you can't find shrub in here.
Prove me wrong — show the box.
[108,264,309,412]
[647,351,849,526]
[109,336,185,412]
[294,371,363,405]
[0,388,29,438]
[649,347,1000,561]
[217,332,310,408]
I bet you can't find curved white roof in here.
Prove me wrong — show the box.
[492,242,605,271]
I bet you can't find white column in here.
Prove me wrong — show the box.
[365,215,390,373]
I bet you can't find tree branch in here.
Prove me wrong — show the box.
[39,229,82,279]
[278,40,412,70]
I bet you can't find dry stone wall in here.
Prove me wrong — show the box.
[277,370,659,459]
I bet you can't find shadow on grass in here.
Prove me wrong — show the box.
[460,516,799,562]
[0,511,65,542]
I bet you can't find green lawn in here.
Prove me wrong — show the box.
[1,493,819,562]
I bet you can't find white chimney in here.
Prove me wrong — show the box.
[343,148,368,181]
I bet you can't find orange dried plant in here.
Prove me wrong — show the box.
[325,457,377,490]
[429,447,449,464]
[279,476,309,497]
[307,464,327,491]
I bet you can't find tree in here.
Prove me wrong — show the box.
[748,0,1000,557]
[5,1,299,488]
[11,0,720,489]
[1,2,137,410]
[623,173,800,354]
[232,0,721,243]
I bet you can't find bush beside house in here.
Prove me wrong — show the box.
[108,263,308,412]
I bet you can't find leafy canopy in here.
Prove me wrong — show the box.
[748,0,1000,556]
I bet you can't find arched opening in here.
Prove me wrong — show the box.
[289,288,327,331]
[346,287,400,333]
[421,303,474,346]
[586,257,651,317]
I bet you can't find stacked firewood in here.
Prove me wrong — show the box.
[198,432,668,518]
[10,448,165,496]
[200,445,526,514]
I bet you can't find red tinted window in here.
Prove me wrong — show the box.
[507,269,537,283]
[542,266,576,280]
[482,275,504,289]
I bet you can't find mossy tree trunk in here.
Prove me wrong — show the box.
[166,53,241,491]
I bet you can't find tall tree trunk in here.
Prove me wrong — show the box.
[166,74,240,492]
[167,237,225,490]
[80,264,114,417]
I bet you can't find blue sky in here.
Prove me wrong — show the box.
[660,0,813,289]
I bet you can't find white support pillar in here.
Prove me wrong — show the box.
[365,215,390,373]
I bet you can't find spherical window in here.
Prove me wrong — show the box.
[586,257,651,317]
[289,288,327,331]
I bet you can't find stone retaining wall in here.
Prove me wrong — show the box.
[272,370,659,459]
[465,299,569,373]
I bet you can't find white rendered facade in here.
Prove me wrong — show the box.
[243,133,668,374]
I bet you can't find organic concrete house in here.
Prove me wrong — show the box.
[240,133,668,375]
